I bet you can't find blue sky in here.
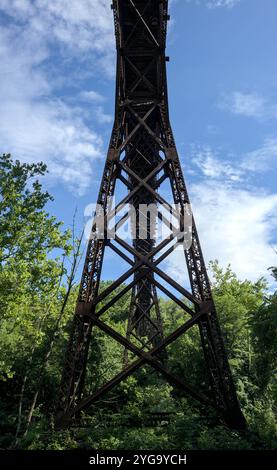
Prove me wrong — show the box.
[0,0,277,286]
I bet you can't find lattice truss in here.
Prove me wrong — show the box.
[56,0,246,429]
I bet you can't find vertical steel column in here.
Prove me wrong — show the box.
[56,0,246,430]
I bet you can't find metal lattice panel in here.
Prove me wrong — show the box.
[56,0,246,430]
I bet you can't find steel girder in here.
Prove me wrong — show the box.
[56,0,246,430]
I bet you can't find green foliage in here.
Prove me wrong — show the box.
[0,155,71,383]
[0,154,276,450]
[250,295,277,392]
[0,153,70,263]
[0,154,73,445]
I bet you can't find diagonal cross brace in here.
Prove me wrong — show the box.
[129,0,160,48]
[63,307,215,423]
[89,312,214,406]
[57,0,246,431]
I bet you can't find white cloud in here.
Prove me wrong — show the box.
[184,0,241,8]
[0,98,102,195]
[164,142,277,284]
[0,27,104,195]
[95,106,113,125]
[0,0,115,194]
[242,138,277,173]
[206,0,241,7]
[219,91,277,120]
[192,140,277,180]
[79,91,113,125]
[166,182,277,284]
[191,183,277,282]
[0,0,115,73]
[192,145,242,181]
[80,90,106,103]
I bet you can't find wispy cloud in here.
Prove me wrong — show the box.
[166,181,277,284]
[191,145,242,181]
[191,182,277,282]
[218,91,277,120]
[79,91,113,125]
[191,139,277,181]
[184,0,241,9]
[206,0,241,7]
[242,138,277,173]
[80,91,106,103]
[0,0,115,195]
[166,141,277,283]
[0,0,115,73]
[95,106,113,125]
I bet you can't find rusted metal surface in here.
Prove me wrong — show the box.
[56,0,246,430]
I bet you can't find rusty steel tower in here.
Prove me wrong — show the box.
[56,0,246,429]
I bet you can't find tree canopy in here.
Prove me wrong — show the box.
[0,154,276,450]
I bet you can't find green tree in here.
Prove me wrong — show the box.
[0,154,71,446]
[1,154,276,450]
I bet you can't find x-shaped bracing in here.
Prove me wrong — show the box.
[58,0,246,431]
[69,303,216,423]
[70,166,216,422]
[126,0,160,49]
[61,19,221,420]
